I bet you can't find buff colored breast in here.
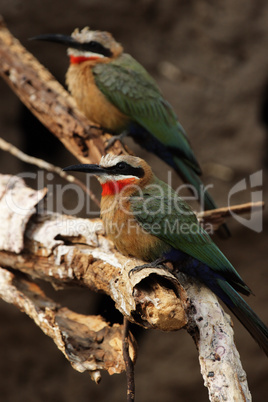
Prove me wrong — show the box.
[101,195,170,261]
[66,63,130,132]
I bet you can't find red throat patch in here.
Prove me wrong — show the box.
[101,179,136,196]
[69,55,100,64]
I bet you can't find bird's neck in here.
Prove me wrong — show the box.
[101,178,136,196]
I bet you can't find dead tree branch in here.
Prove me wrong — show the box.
[0,267,136,383]
[0,136,100,207]
[123,317,135,402]
[198,201,264,231]
[0,174,253,400]
[0,176,187,331]
[179,275,251,401]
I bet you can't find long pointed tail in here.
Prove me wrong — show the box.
[173,157,230,237]
[215,279,268,356]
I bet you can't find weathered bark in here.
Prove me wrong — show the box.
[0,174,188,330]
[181,276,251,401]
[0,174,251,400]
[0,267,136,383]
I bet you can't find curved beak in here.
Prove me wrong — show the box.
[30,34,83,50]
[30,33,113,58]
[63,164,108,175]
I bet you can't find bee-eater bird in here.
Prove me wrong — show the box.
[63,154,268,355]
[32,27,230,236]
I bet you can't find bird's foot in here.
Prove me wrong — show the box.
[128,257,168,277]
[105,130,129,151]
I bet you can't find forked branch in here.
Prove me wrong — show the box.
[0,174,252,400]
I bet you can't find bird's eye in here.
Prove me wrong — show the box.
[116,162,127,170]
[88,40,99,49]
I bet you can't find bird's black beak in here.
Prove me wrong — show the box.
[63,164,108,175]
[30,34,83,50]
[30,33,113,57]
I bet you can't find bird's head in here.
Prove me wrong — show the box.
[31,27,123,64]
[63,154,153,196]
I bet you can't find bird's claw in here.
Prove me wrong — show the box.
[128,258,168,277]
[105,131,129,151]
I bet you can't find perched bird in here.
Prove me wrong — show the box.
[63,154,268,355]
[32,27,229,233]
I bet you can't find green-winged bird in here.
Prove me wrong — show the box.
[63,154,268,355]
[32,27,230,236]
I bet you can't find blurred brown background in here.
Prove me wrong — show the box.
[0,1,267,401]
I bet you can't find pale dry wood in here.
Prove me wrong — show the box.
[0,173,188,330]
[0,174,251,400]
[0,174,47,253]
[0,267,136,382]
[0,174,185,383]
[180,274,251,402]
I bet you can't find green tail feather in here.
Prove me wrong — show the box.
[217,280,268,356]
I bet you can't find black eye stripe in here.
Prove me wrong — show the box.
[105,163,145,178]
[80,41,112,57]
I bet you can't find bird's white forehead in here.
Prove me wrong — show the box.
[100,154,143,169]
[71,27,113,46]
[71,27,95,43]
[100,154,124,168]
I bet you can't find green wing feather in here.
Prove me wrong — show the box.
[130,177,250,294]
[93,54,200,172]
